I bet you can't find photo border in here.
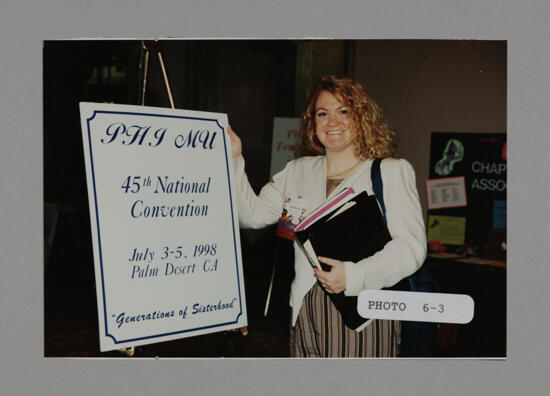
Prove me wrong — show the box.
[2,0,548,395]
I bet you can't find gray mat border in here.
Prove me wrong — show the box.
[1,1,548,395]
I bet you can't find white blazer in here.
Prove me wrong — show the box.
[233,155,427,327]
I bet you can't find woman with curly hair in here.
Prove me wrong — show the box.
[228,75,426,357]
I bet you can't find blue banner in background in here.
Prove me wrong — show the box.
[493,200,506,230]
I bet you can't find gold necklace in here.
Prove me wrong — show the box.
[326,161,361,178]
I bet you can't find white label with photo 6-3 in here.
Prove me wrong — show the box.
[358,290,474,324]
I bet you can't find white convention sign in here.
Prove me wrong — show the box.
[79,103,247,351]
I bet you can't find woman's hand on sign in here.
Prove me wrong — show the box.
[314,257,346,294]
[227,125,242,164]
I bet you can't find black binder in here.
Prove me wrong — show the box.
[295,191,409,330]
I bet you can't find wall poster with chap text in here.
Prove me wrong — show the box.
[428,132,506,255]
[80,103,247,351]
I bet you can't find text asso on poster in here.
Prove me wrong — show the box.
[80,103,247,351]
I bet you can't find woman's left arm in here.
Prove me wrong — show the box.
[341,159,427,295]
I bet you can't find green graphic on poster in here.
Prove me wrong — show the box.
[435,139,464,176]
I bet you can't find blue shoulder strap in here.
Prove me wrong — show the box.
[371,158,387,222]
[371,158,416,291]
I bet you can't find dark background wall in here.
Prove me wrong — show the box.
[44,40,508,205]
[353,40,506,218]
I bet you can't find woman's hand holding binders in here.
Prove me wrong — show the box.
[314,257,346,294]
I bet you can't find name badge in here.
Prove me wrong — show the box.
[275,196,309,240]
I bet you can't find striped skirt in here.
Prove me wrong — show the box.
[290,283,400,357]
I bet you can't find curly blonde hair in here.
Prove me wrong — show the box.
[298,75,396,160]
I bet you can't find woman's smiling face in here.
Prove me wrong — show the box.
[314,90,356,156]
